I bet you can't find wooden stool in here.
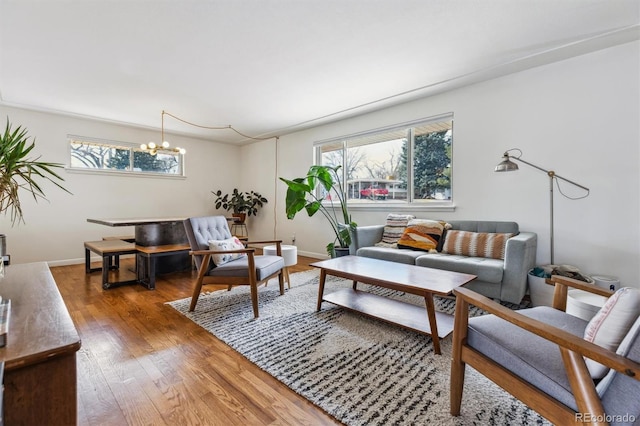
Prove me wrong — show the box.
[135,244,191,290]
[84,240,138,289]
[101,235,136,269]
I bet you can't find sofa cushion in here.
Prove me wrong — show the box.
[357,246,425,265]
[375,213,415,248]
[467,306,589,411]
[583,287,640,378]
[397,219,450,252]
[448,220,519,234]
[416,253,504,283]
[208,255,284,280]
[442,230,514,260]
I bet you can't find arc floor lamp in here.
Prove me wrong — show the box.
[494,148,589,265]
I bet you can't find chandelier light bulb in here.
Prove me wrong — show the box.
[178,148,186,154]
[148,142,157,149]
[140,143,147,150]
[162,141,170,148]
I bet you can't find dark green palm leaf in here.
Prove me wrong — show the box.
[0,119,71,225]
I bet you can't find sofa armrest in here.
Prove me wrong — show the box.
[500,232,537,304]
[350,225,385,254]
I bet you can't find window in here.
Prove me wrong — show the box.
[68,136,185,177]
[314,113,452,207]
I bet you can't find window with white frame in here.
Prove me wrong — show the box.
[314,113,453,206]
[68,136,185,176]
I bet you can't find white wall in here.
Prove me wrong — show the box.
[254,41,640,288]
[1,41,638,289]
[0,106,241,265]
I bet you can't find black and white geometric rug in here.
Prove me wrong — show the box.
[167,270,549,425]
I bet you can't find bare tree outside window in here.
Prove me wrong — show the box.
[68,137,184,176]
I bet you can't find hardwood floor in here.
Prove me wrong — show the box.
[50,254,341,426]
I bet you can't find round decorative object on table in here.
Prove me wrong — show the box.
[263,244,298,288]
[591,274,620,292]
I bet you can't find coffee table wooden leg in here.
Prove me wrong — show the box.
[317,269,327,311]
[352,280,358,290]
[424,292,441,355]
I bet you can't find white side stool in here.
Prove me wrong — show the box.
[263,244,298,288]
[566,289,608,321]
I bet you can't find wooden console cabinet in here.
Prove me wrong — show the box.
[0,262,81,425]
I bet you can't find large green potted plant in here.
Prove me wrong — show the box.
[0,119,70,225]
[280,165,356,257]
[212,188,267,223]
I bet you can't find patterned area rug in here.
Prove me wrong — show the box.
[168,270,549,425]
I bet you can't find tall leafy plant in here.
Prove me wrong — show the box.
[0,119,70,225]
[280,165,356,256]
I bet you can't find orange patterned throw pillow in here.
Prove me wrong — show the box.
[397,219,450,252]
[441,230,514,260]
[375,213,415,248]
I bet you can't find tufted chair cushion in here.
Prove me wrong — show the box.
[184,216,233,270]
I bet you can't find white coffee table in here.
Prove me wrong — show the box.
[263,244,298,288]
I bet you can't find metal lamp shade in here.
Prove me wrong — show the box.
[494,156,519,172]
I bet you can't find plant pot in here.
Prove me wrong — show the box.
[232,213,246,224]
[332,247,350,258]
[528,269,554,307]
[528,266,596,307]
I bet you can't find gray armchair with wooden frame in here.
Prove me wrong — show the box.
[183,216,285,318]
[450,275,640,425]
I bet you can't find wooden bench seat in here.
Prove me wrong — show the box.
[99,235,136,269]
[136,244,192,290]
[102,235,135,242]
[84,240,138,289]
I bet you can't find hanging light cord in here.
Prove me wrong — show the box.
[162,110,275,141]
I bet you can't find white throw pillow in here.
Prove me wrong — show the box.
[208,237,247,266]
[583,287,640,378]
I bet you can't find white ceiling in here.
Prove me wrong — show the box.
[1,1,638,144]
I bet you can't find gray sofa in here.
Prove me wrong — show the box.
[350,220,537,304]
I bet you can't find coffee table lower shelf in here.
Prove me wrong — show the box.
[322,288,455,338]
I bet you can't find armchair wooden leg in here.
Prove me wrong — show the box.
[250,283,259,318]
[450,354,466,416]
[450,296,470,416]
[189,254,210,312]
[189,276,205,312]
[278,269,285,295]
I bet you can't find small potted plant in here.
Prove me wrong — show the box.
[280,165,356,257]
[212,189,268,223]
